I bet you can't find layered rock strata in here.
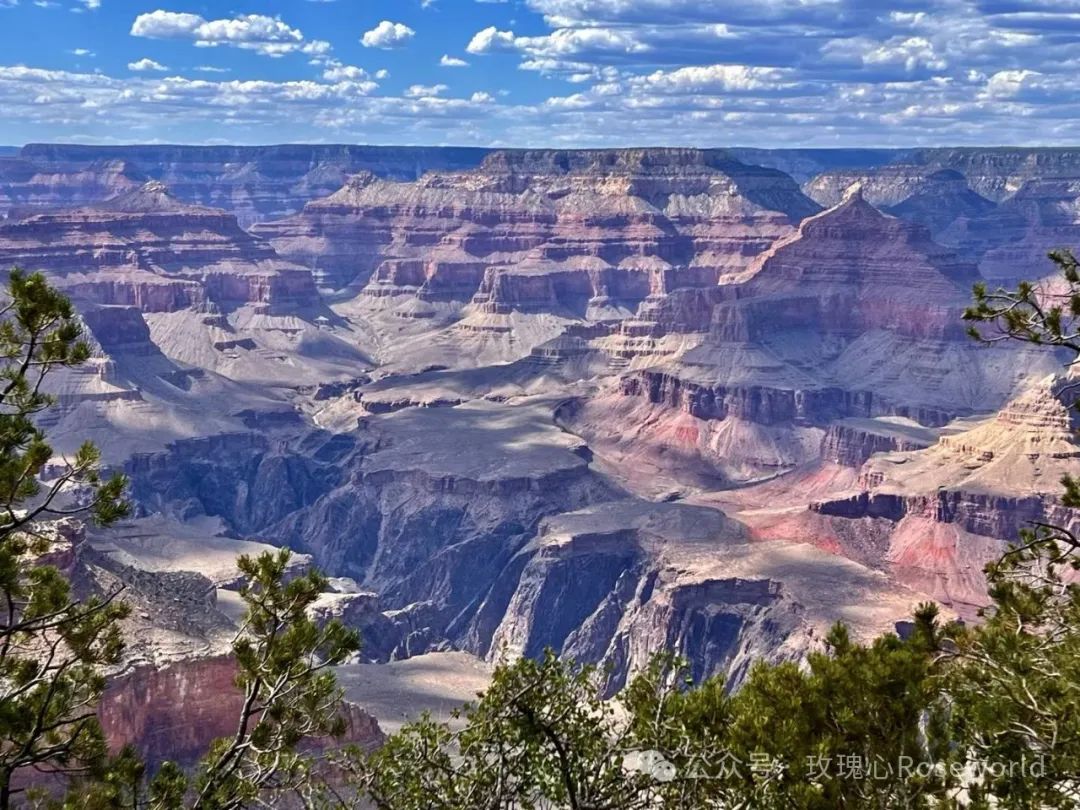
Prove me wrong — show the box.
[254,149,820,293]
[2,143,491,225]
[0,181,318,312]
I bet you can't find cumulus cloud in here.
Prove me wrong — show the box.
[321,63,369,81]
[128,57,167,71]
[6,0,1080,147]
[466,26,516,54]
[468,25,648,58]
[131,10,328,58]
[631,63,795,93]
[980,68,1041,98]
[405,83,448,97]
[361,20,415,49]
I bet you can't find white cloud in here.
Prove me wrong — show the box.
[79,0,100,8]
[128,57,167,71]
[470,90,494,102]
[361,20,415,49]
[863,36,947,73]
[440,54,469,67]
[375,68,390,79]
[70,48,94,56]
[467,24,650,69]
[631,63,793,93]
[195,65,230,73]
[467,26,517,54]
[405,83,448,97]
[322,64,369,81]
[980,69,1041,99]
[131,10,325,58]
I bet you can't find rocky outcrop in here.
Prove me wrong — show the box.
[584,191,1055,491]
[254,149,820,292]
[884,171,997,237]
[99,655,383,767]
[803,375,1080,613]
[805,148,1080,206]
[0,181,319,312]
[820,418,936,467]
[470,500,923,690]
[0,157,146,216]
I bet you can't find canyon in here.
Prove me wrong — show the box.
[4,143,1080,756]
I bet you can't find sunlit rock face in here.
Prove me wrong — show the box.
[572,190,1052,490]
[0,181,318,311]
[253,148,821,293]
[9,144,1080,707]
[799,375,1080,617]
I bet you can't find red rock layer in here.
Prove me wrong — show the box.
[253,149,820,298]
[99,655,383,768]
[0,182,318,312]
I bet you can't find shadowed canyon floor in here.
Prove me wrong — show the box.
[6,144,1080,745]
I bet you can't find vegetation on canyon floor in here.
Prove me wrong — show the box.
[0,257,1079,808]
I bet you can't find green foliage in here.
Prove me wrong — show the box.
[352,649,656,809]
[341,614,955,809]
[179,549,360,810]
[0,267,361,808]
[0,268,130,808]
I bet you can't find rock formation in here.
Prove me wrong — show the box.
[99,655,383,767]
[0,181,319,311]
[254,149,820,293]
[572,190,1051,489]
[4,143,1077,725]
[1,144,491,225]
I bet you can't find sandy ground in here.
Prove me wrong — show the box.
[337,651,493,734]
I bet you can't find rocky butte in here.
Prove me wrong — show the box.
[2,144,1080,744]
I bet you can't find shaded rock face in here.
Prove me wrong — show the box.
[472,502,799,691]
[0,157,146,217]
[99,655,383,768]
[621,371,878,427]
[125,431,356,537]
[1,144,491,226]
[0,182,319,313]
[122,413,921,690]
[885,170,997,238]
[253,148,821,292]
[804,148,1080,206]
[938,178,1080,285]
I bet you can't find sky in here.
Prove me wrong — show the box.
[1,0,1079,147]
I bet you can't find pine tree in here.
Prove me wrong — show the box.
[0,269,129,808]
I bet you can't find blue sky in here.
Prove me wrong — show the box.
[1,0,1079,146]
